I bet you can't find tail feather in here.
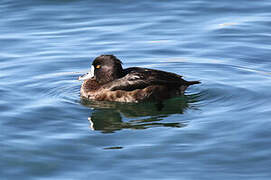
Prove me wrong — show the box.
[185,80,201,86]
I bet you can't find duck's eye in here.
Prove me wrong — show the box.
[95,64,101,69]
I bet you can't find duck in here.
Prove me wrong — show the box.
[78,55,200,103]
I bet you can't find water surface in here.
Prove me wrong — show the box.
[1,0,271,179]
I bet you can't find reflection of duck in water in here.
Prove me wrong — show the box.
[81,94,199,133]
[79,55,200,103]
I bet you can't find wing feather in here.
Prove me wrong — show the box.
[103,67,188,91]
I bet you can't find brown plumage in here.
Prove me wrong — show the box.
[79,55,200,103]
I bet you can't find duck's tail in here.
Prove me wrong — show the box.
[186,80,201,86]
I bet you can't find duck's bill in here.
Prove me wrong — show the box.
[78,65,94,80]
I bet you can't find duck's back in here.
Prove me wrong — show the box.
[105,67,199,91]
[124,67,187,86]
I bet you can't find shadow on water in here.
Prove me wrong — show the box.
[80,94,200,133]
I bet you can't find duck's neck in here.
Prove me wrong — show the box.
[97,69,124,84]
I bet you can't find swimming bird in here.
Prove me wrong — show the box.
[79,55,200,103]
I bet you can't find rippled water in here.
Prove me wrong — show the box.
[1,0,271,179]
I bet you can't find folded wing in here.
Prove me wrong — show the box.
[103,67,197,91]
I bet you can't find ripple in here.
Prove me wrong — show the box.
[189,62,271,117]
[31,71,82,104]
[47,80,80,104]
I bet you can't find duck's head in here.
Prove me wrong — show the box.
[78,55,124,84]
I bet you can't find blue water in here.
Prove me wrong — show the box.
[1,0,271,179]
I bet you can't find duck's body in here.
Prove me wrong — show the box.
[79,55,200,103]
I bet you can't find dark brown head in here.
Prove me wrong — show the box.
[79,55,124,84]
